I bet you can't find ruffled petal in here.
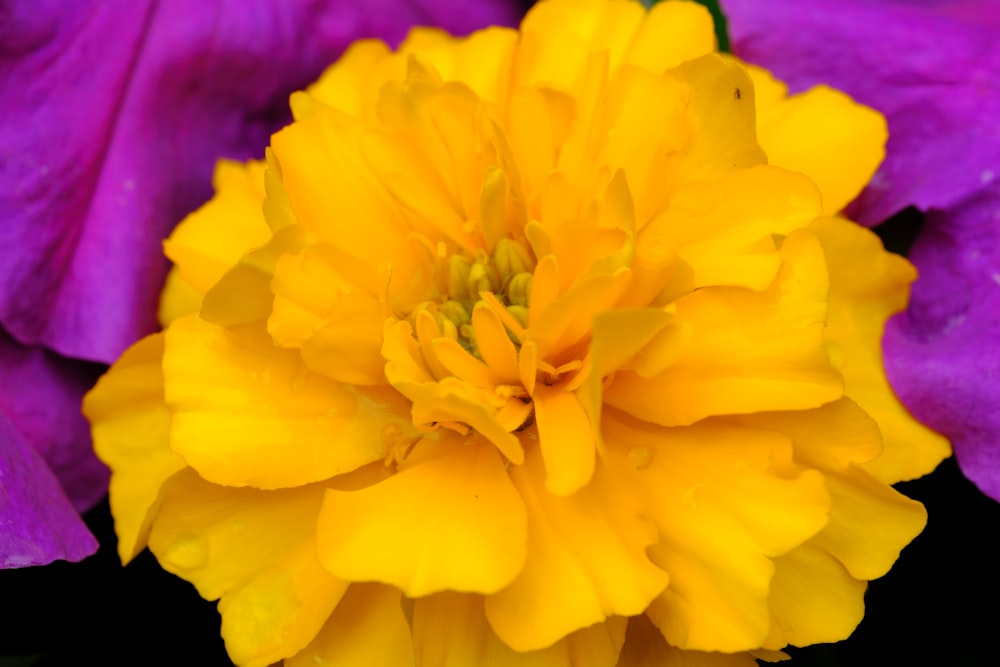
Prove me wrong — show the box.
[723,0,1000,499]
[162,314,409,488]
[605,230,843,426]
[148,468,346,667]
[307,26,519,121]
[616,615,758,667]
[287,583,414,667]
[269,247,387,385]
[737,399,926,647]
[316,438,527,596]
[533,385,597,496]
[622,0,715,73]
[747,65,886,216]
[604,412,830,652]
[484,447,667,652]
[763,543,865,649]
[163,161,269,294]
[812,469,926,582]
[639,166,822,290]
[812,216,950,483]
[83,333,186,562]
[415,591,627,667]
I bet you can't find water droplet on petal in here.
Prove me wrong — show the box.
[628,446,654,469]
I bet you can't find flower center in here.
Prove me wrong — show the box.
[408,237,536,358]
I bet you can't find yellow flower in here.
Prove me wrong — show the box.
[84,0,950,665]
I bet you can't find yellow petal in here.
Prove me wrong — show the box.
[414,592,627,667]
[485,447,667,651]
[363,78,485,250]
[316,440,527,596]
[528,173,635,288]
[162,160,271,295]
[269,246,387,385]
[200,223,307,328]
[391,376,525,464]
[579,67,689,226]
[533,386,597,496]
[348,26,517,112]
[148,468,329,600]
[763,543,865,649]
[448,27,519,107]
[508,86,571,203]
[616,614,758,667]
[268,245,370,346]
[812,217,950,482]
[163,314,405,488]
[515,0,645,94]
[660,54,766,190]
[296,293,387,386]
[748,65,887,215]
[738,399,928,580]
[606,231,843,426]
[603,412,831,652]
[431,337,501,388]
[158,268,203,326]
[286,583,414,667]
[148,470,346,666]
[269,105,411,267]
[303,40,393,119]
[526,268,632,361]
[622,0,716,73]
[218,535,346,667]
[573,307,681,462]
[82,333,186,563]
[382,318,435,385]
[158,160,273,327]
[812,468,927,581]
[473,303,521,384]
[736,398,883,473]
[641,165,821,290]
[588,307,677,379]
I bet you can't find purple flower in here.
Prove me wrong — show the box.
[721,0,1000,500]
[0,0,520,567]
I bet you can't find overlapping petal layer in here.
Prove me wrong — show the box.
[1,0,520,569]
[722,0,994,498]
[85,0,947,663]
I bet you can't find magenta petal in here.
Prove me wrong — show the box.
[884,195,1000,501]
[0,330,107,513]
[0,0,520,364]
[0,413,98,568]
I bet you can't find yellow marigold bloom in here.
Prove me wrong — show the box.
[85,0,950,664]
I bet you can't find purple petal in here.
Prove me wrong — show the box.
[722,0,1000,500]
[0,330,107,513]
[0,0,520,364]
[0,413,98,568]
[883,194,1000,501]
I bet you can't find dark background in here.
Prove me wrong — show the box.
[3,1,998,665]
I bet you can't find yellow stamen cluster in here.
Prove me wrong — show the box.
[407,236,536,357]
